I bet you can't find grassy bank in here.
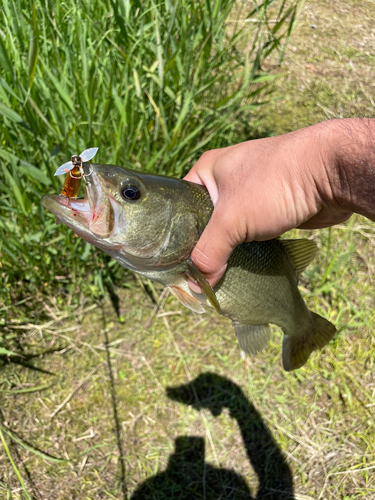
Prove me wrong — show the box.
[2,0,375,499]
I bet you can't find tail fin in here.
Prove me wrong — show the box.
[282,312,336,371]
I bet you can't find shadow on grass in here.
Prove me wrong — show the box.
[0,346,67,375]
[131,435,250,499]
[103,312,128,500]
[131,373,294,500]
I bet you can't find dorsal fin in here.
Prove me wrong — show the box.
[280,239,317,274]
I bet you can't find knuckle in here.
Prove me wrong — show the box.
[213,206,248,246]
[190,246,216,275]
[200,149,218,163]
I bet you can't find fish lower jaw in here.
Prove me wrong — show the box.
[42,194,88,219]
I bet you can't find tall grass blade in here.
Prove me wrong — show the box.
[0,428,32,500]
[0,426,68,464]
[28,1,39,89]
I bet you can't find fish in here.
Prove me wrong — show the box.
[41,162,336,371]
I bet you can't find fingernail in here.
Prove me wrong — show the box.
[187,279,203,294]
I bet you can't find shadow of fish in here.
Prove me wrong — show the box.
[42,163,336,370]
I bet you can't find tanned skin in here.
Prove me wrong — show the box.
[184,119,375,289]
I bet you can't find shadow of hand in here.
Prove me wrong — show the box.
[131,435,252,499]
[167,372,295,500]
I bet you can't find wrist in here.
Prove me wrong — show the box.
[325,118,375,221]
[282,122,340,218]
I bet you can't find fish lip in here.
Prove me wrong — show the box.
[41,194,91,234]
[41,163,114,236]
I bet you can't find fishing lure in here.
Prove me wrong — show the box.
[54,148,98,199]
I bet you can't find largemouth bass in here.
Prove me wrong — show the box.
[41,162,336,371]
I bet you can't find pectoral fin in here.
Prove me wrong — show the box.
[168,286,205,314]
[186,258,221,314]
[234,323,271,355]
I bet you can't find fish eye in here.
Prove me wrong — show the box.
[121,185,140,201]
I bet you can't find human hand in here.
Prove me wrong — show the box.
[184,121,353,287]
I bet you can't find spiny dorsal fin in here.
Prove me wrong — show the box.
[280,239,317,274]
[234,323,271,355]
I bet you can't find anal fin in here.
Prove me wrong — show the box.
[234,323,271,356]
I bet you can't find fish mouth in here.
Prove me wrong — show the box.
[42,162,183,272]
[41,163,115,244]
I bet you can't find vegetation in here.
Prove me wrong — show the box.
[2,0,375,499]
[0,0,298,314]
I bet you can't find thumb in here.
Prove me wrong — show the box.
[190,203,243,287]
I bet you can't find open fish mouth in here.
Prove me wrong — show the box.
[41,163,115,241]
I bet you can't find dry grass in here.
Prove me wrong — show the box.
[2,1,375,499]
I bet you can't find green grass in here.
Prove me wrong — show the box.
[2,0,375,499]
[0,0,299,313]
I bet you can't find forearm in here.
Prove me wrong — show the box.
[327,118,375,221]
